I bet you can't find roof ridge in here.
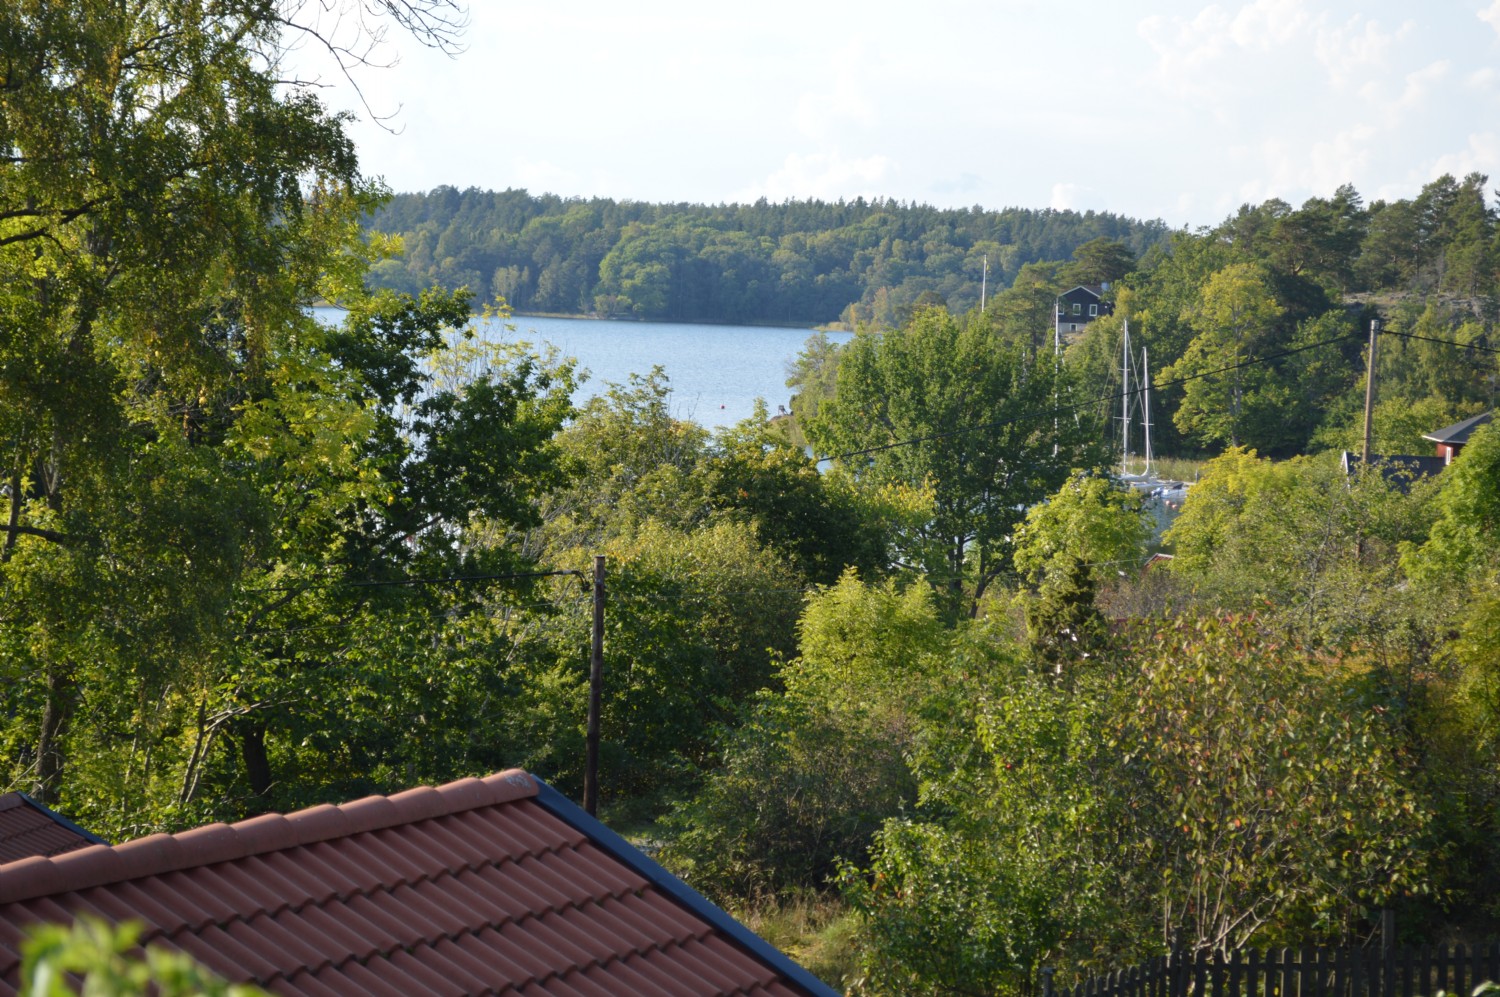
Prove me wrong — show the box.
[0,769,538,905]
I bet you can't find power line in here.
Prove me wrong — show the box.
[239,595,590,637]
[253,569,585,594]
[1382,329,1500,355]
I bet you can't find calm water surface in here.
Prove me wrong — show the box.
[500,314,850,430]
[316,307,851,431]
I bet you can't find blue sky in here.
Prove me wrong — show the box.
[308,0,1500,229]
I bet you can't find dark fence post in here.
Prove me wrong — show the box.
[1053,934,1500,997]
[1381,910,1396,997]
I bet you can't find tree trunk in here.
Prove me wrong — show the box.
[33,668,74,805]
[239,721,273,800]
[3,470,21,563]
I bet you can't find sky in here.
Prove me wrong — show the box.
[298,0,1500,229]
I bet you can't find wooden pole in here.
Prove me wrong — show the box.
[583,555,604,816]
[1362,318,1380,466]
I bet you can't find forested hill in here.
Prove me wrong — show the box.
[362,188,1172,325]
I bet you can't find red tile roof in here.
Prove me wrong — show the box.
[0,793,106,864]
[0,771,836,996]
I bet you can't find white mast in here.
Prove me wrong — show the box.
[1142,345,1154,477]
[1120,319,1131,477]
[980,255,988,312]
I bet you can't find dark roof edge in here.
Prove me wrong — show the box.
[17,793,108,847]
[1421,410,1493,444]
[532,780,840,997]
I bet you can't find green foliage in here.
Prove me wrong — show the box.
[1060,238,1137,287]
[1163,448,1437,660]
[1020,556,1111,670]
[366,189,1171,326]
[22,918,265,996]
[704,415,892,585]
[846,616,1431,994]
[1112,618,1428,952]
[666,573,1009,899]
[540,367,711,550]
[667,692,916,900]
[0,1,591,831]
[784,332,844,447]
[516,519,803,801]
[1014,473,1152,590]
[808,307,1101,615]
[1160,263,1285,450]
[1403,422,1500,586]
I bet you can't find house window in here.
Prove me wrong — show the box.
[1089,304,1098,317]
[1072,303,1081,315]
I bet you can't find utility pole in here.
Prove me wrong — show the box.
[980,255,988,313]
[1362,318,1380,466]
[583,554,604,816]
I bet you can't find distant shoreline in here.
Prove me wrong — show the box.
[313,302,851,335]
[510,310,827,332]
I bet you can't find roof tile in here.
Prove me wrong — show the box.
[124,871,224,929]
[159,865,256,924]
[608,950,711,997]
[334,795,402,837]
[269,901,381,966]
[272,967,346,997]
[172,822,247,868]
[451,925,549,986]
[344,826,430,886]
[385,946,463,997]
[318,956,411,997]
[0,770,833,997]
[183,921,283,982]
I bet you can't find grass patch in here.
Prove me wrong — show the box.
[1147,455,1207,482]
[726,891,864,992]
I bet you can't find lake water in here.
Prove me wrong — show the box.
[314,308,850,431]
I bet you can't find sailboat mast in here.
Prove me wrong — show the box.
[1120,319,1131,477]
[1142,345,1154,476]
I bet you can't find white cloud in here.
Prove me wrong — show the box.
[735,151,893,203]
[1137,0,1315,99]
[1050,183,1100,212]
[1238,125,1376,207]
[1395,60,1451,112]
[1429,132,1500,179]
[1137,6,1235,99]
[1479,1,1500,39]
[794,41,877,142]
[1313,16,1410,89]
[1305,125,1378,190]
[510,158,582,196]
[1229,0,1312,51]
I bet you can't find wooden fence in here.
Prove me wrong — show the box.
[1045,943,1500,997]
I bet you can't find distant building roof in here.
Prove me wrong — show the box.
[1341,451,1448,490]
[0,793,106,865]
[1422,411,1493,447]
[1059,284,1105,301]
[0,770,835,996]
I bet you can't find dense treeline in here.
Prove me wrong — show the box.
[363,187,1170,325]
[821,176,1499,464]
[7,4,1500,997]
[1110,176,1500,459]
